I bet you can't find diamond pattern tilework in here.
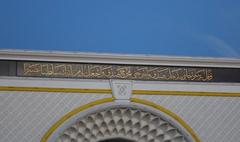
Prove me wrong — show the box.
[0,91,110,142]
[134,95,240,142]
[1,91,240,142]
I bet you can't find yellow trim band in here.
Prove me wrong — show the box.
[133,90,240,97]
[0,86,111,94]
[131,98,201,142]
[0,86,240,97]
[41,97,114,142]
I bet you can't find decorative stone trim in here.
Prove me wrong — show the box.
[56,107,190,142]
[18,62,214,82]
[110,80,132,102]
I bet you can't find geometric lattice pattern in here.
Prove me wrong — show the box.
[56,107,189,142]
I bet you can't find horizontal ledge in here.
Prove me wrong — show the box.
[0,86,240,97]
[1,49,240,68]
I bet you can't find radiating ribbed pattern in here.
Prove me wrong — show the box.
[57,107,188,142]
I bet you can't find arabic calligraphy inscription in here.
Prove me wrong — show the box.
[20,62,213,81]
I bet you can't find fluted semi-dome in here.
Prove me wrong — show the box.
[56,107,190,142]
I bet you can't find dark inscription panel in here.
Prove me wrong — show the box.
[18,62,214,82]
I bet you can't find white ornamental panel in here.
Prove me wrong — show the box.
[56,107,191,142]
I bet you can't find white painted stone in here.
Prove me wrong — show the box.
[110,80,132,102]
[0,77,240,93]
[56,107,190,142]
[0,49,240,68]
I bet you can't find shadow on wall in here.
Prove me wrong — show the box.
[99,138,136,142]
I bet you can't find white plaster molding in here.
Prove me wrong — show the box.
[110,80,132,102]
[0,49,240,68]
[133,80,240,93]
[0,76,111,90]
[0,77,240,93]
[50,103,194,142]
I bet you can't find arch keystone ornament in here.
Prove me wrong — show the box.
[110,80,132,102]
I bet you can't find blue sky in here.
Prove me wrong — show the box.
[0,0,240,58]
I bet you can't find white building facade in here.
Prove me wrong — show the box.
[0,50,240,142]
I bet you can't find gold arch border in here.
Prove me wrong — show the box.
[0,86,240,97]
[131,98,200,142]
[41,97,114,142]
[41,97,200,142]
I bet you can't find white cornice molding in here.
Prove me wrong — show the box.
[0,49,240,68]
